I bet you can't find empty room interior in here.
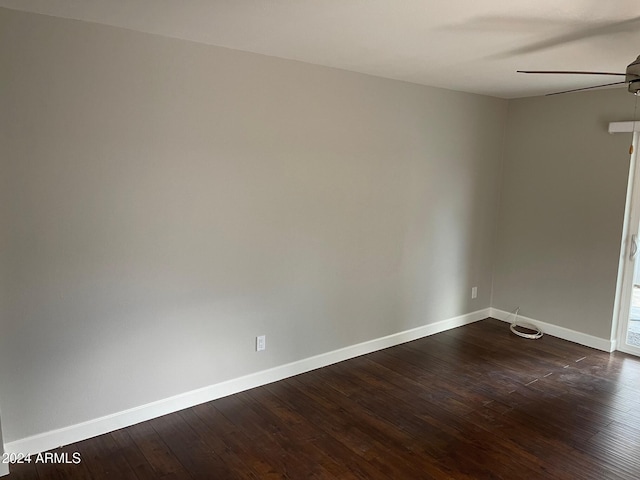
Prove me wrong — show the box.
[2,1,640,478]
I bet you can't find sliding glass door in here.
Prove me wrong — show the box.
[616,130,640,356]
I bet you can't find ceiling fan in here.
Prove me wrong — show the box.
[518,54,640,96]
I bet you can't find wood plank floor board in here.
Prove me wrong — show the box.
[2,455,40,480]
[270,380,420,478]
[294,365,550,480]
[189,402,286,480]
[370,350,513,414]
[392,347,524,402]
[313,360,477,435]
[462,320,610,371]
[108,429,163,480]
[240,388,361,480]
[125,420,193,479]
[34,444,92,480]
[5,318,640,479]
[410,409,543,479]
[437,325,584,378]
[287,371,460,465]
[275,377,455,480]
[212,393,328,479]
[401,335,540,392]
[177,409,261,480]
[523,374,639,428]
[465,405,625,480]
[75,432,139,480]
[263,381,394,480]
[381,343,506,394]
[493,388,602,445]
[419,324,635,431]
[346,356,481,416]
[232,390,342,479]
[533,371,640,416]
[146,412,238,480]
[577,420,640,480]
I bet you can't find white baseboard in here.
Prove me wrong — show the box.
[489,308,616,352]
[0,463,8,477]
[5,308,491,456]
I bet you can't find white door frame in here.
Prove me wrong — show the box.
[611,122,640,356]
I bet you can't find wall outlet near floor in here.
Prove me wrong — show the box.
[471,287,478,299]
[256,335,266,352]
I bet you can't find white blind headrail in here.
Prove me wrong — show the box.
[609,121,640,134]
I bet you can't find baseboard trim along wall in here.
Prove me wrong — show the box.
[489,308,616,353]
[5,308,491,457]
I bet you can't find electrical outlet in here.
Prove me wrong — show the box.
[471,287,478,299]
[256,335,266,352]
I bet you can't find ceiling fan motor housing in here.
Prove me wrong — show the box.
[626,55,640,94]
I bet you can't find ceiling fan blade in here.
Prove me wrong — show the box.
[518,70,626,76]
[545,81,627,96]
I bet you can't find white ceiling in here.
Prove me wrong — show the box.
[2,0,640,98]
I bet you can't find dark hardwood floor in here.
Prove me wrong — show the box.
[6,318,640,479]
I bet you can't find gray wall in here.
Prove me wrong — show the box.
[0,8,507,443]
[492,88,632,339]
[0,8,10,458]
